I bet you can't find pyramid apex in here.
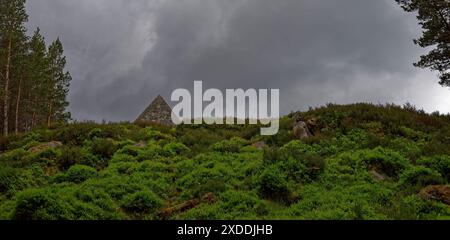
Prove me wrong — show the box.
[135,95,174,126]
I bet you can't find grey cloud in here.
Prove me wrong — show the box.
[26,0,450,121]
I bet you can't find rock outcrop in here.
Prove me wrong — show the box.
[29,141,63,153]
[293,115,318,139]
[419,185,450,205]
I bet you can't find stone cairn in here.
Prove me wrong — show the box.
[135,95,174,126]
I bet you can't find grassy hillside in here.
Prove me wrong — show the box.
[0,103,449,220]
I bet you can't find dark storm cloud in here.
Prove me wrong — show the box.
[26,0,450,121]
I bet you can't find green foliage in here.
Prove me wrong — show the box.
[325,147,410,184]
[162,142,190,157]
[417,155,450,181]
[399,166,444,188]
[88,128,103,140]
[55,165,97,184]
[121,190,163,215]
[11,187,120,220]
[395,0,450,86]
[177,164,231,199]
[0,166,22,194]
[181,191,268,220]
[0,104,449,220]
[263,141,325,183]
[259,165,292,203]
[212,137,248,153]
[58,146,100,170]
[91,138,118,159]
[12,188,71,220]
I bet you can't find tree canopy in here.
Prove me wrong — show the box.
[0,0,71,136]
[396,0,450,87]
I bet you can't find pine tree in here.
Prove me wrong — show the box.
[0,0,71,134]
[25,28,49,128]
[396,0,450,87]
[46,39,71,127]
[0,0,28,136]
[11,31,28,134]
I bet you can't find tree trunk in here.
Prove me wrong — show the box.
[3,36,12,136]
[31,95,37,128]
[32,111,36,128]
[47,101,53,128]
[15,77,22,134]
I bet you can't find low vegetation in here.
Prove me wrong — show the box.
[0,103,449,220]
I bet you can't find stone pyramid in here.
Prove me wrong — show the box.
[135,95,174,126]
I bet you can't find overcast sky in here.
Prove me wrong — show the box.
[26,0,450,122]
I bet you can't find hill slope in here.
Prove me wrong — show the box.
[0,103,449,220]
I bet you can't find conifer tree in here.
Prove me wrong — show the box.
[396,0,450,87]
[1,0,71,134]
[26,28,48,129]
[0,0,28,136]
[46,39,71,127]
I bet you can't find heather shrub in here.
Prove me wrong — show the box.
[212,137,248,153]
[259,165,291,203]
[399,166,444,188]
[417,155,450,181]
[91,138,118,159]
[55,165,98,184]
[121,190,163,215]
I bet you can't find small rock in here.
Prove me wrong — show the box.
[419,185,450,205]
[369,169,388,181]
[293,121,312,139]
[252,141,266,150]
[201,192,217,203]
[29,141,63,153]
[133,141,147,148]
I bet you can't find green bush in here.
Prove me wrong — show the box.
[12,188,71,220]
[181,191,267,220]
[11,186,121,220]
[417,155,450,182]
[121,190,163,214]
[0,166,23,194]
[399,166,444,188]
[401,195,450,220]
[178,128,222,154]
[326,147,409,183]
[21,148,60,166]
[263,147,280,165]
[302,154,326,180]
[265,141,325,183]
[286,184,389,220]
[359,147,409,178]
[259,165,291,203]
[55,124,93,145]
[177,164,230,199]
[388,138,422,160]
[135,142,165,162]
[88,128,103,140]
[163,142,190,156]
[0,148,28,164]
[58,146,100,170]
[7,132,43,150]
[58,165,98,184]
[91,138,118,159]
[212,137,248,153]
